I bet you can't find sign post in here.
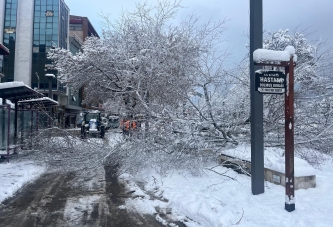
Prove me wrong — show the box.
[254,55,296,212]
[284,57,295,212]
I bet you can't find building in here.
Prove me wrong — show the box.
[69,15,99,42]
[69,15,100,110]
[0,43,10,81]
[0,0,99,127]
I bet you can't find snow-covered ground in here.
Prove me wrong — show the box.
[120,145,333,227]
[0,160,45,203]
[1,141,332,227]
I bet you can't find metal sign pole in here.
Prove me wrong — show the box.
[250,0,264,195]
[285,57,295,212]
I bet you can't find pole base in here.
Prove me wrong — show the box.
[285,203,295,212]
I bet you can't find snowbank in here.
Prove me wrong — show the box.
[221,145,316,177]
[123,145,331,227]
[0,161,45,203]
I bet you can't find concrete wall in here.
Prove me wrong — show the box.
[219,154,316,190]
[0,0,5,43]
[264,168,316,190]
[14,0,34,86]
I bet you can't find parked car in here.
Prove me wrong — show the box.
[106,116,119,130]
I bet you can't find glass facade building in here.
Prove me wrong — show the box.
[31,0,68,93]
[2,0,18,82]
[0,0,99,115]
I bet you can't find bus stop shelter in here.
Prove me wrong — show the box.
[0,82,57,161]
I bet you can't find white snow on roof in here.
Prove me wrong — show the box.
[0,81,25,89]
[18,97,58,104]
[0,98,15,108]
[253,45,297,63]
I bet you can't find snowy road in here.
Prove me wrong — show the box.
[0,165,166,227]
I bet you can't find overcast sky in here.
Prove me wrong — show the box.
[65,0,333,64]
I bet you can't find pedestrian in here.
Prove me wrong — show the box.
[120,119,130,137]
[130,120,137,137]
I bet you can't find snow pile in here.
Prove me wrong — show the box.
[0,161,45,203]
[120,174,160,215]
[119,174,197,226]
[253,45,297,63]
[124,197,158,215]
[124,145,332,227]
[222,145,316,176]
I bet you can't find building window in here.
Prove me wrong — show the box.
[2,0,18,82]
[33,47,39,53]
[32,0,62,90]
[69,24,82,31]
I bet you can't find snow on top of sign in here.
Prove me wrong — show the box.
[253,45,297,63]
[0,81,25,89]
[284,45,296,55]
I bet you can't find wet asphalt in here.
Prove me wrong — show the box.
[0,165,168,227]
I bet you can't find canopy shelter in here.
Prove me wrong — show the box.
[18,97,58,108]
[19,97,59,130]
[0,43,10,55]
[0,82,46,143]
[0,82,44,102]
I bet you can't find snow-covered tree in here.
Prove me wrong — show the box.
[48,0,230,174]
[237,29,333,161]
[48,1,227,119]
[215,28,333,164]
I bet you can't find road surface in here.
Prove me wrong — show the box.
[0,164,179,227]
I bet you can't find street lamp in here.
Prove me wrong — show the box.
[35,72,40,89]
[45,73,55,99]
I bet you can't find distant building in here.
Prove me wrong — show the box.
[69,15,100,42]
[69,15,100,110]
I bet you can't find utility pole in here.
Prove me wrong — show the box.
[250,0,264,195]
